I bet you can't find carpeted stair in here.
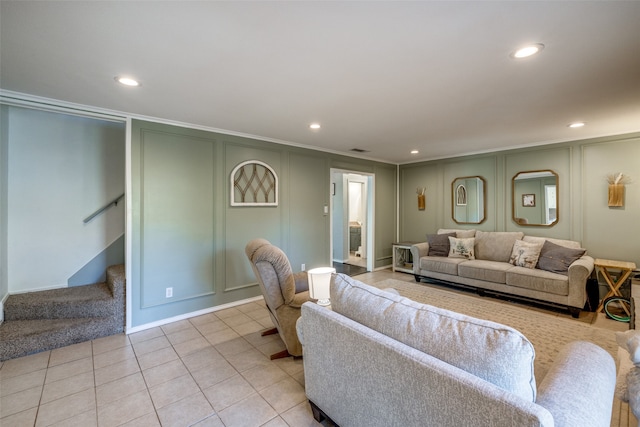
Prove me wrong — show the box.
[0,264,125,361]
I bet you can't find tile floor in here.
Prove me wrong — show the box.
[0,269,631,427]
[1,296,317,426]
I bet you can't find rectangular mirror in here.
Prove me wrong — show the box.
[512,170,558,226]
[452,176,486,224]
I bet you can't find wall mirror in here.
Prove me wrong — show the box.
[512,170,558,226]
[452,176,486,224]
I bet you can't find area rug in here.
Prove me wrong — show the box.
[371,278,619,382]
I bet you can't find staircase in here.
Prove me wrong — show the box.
[0,264,125,361]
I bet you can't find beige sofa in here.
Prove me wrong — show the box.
[297,274,616,427]
[411,229,594,317]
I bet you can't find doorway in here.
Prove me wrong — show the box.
[330,169,374,274]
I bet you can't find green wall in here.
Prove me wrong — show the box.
[399,132,640,267]
[0,106,8,318]
[130,120,396,327]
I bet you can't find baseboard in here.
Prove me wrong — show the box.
[126,295,265,334]
[9,283,68,294]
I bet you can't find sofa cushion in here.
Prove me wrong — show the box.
[506,267,569,296]
[427,232,456,257]
[474,231,524,262]
[439,228,476,238]
[509,240,543,269]
[458,260,513,284]
[448,237,476,259]
[330,273,537,402]
[420,256,466,276]
[536,240,586,275]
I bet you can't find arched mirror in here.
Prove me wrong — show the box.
[512,170,558,226]
[452,176,486,224]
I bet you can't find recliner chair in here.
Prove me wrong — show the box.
[245,238,310,359]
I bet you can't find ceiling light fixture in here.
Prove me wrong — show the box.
[309,123,321,130]
[568,122,585,128]
[115,76,141,87]
[511,43,545,59]
[411,150,419,154]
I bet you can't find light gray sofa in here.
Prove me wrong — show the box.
[411,229,594,317]
[297,274,616,427]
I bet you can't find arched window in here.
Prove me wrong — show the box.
[230,160,278,206]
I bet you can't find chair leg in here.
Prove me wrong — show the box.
[269,349,291,360]
[261,327,292,359]
[261,327,278,337]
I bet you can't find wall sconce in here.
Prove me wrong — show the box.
[417,187,426,210]
[307,267,335,306]
[607,173,631,207]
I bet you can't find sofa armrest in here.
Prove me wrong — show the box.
[411,242,429,274]
[566,255,594,308]
[536,341,616,427]
[296,314,305,346]
[568,255,594,281]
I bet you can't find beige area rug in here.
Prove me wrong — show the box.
[371,278,619,382]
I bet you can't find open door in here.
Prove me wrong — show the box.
[330,169,374,273]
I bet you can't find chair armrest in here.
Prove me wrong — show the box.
[288,290,310,308]
[293,271,310,293]
[411,243,429,274]
[536,341,615,427]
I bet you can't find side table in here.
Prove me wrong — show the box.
[595,258,637,315]
[392,242,416,273]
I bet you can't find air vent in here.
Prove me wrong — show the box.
[349,148,369,153]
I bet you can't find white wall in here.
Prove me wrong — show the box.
[6,106,125,292]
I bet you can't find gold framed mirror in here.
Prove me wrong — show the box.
[512,170,558,226]
[452,176,486,224]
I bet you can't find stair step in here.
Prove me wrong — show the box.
[1,264,126,362]
[0,317,123,361]
[4,282,116,321]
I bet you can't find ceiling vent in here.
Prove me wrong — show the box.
[349,148,369,153]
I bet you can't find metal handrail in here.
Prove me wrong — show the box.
[83,193,124,223]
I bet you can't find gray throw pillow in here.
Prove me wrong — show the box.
[427,232,456,257]
[536,240,586,275]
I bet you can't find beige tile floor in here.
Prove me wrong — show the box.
[0,297,316,427]
[0,269,632,427]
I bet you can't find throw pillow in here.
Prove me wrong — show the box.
[536,240,586,275]
[427,232,456,257]
[509,240,543,269]
[448,237,475,260]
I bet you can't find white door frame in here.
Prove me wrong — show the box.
[329,168,375,272]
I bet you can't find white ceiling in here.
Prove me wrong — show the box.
[2,1,639,164]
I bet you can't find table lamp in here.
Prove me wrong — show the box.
[307,267,335,306]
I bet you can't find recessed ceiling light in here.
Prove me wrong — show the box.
[568,122,585,128]
[410,150,419,154]
[511,44,544,59]
[309,123,321,130]
[115,76,141,87]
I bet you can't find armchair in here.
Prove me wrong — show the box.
[245,238,310,359]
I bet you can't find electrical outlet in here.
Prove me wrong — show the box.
[166,287,173,298]
[301,264,306,271]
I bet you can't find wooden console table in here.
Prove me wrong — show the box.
[595,258,637,314]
